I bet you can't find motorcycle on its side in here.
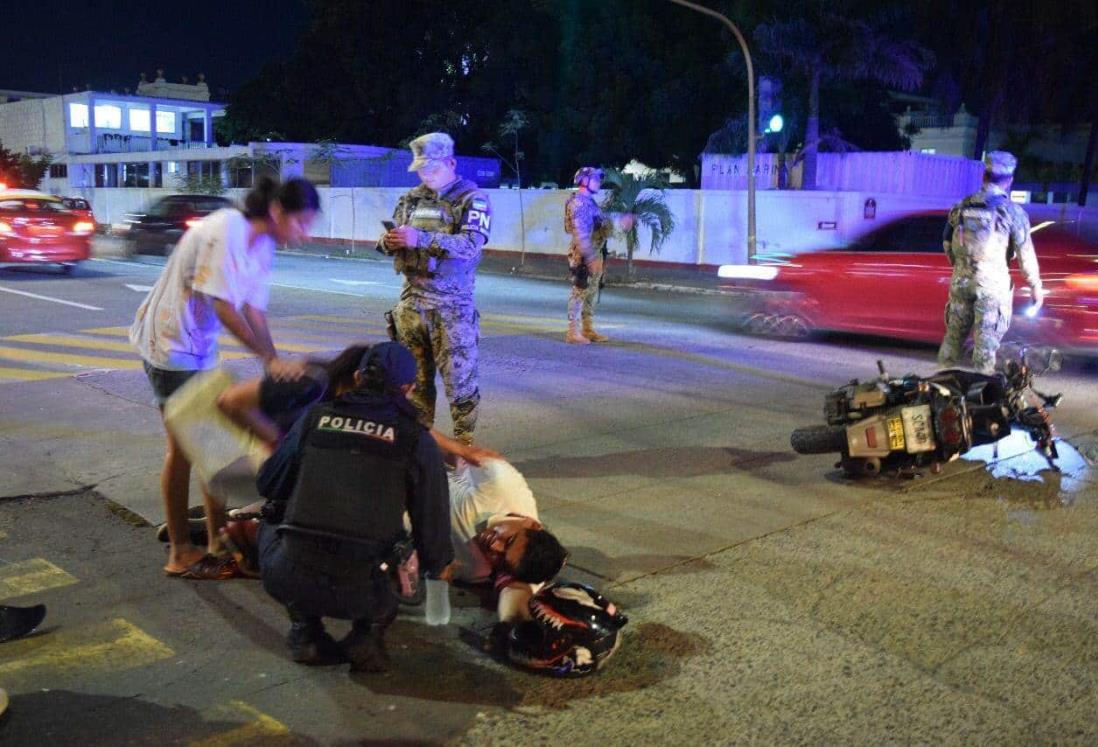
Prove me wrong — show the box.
[791,346,1063,478]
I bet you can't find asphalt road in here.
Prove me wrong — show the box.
[1,245,1096,744]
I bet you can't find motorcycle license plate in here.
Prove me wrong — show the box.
[901,405,936,453]
[886,417,905,451]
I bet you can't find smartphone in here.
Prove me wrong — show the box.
[382,220,396,231]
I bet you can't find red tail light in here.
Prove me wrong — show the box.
[1065,274,1098,292]
[185,217,203,229]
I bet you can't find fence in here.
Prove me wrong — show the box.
[82,186,977,266]
[702,151,984,198]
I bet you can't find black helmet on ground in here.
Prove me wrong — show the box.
[507,582,628,677]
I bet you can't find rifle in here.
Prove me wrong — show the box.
[597,243,608,303]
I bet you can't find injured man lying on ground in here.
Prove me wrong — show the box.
[446,456,568,624]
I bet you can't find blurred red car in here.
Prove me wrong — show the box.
[722,212,1098,354]
[0,190,94,274]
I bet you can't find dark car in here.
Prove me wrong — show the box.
[720,213,1098,354]
[124,194,234,256]
[60,197,97,228]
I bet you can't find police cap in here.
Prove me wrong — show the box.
[358,342,417,389]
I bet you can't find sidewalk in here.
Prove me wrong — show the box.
[284,240,731,295]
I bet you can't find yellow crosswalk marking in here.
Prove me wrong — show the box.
[291,314,371,325]
[0,366,71,382]
[190,701,291,747]
[0,618,174,677]
[79,324,377,352]
[7,333,141,353]
[78,326,131,337]
[0,558,78,601]
[0,345,144,370]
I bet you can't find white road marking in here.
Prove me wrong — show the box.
[272,282,396,296]
[330,279,383,286]
[124,284,154,292]
[0,285,103,311]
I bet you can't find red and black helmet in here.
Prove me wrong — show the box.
[507,582,628,677]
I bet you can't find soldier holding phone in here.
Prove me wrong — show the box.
[376,132,492,444]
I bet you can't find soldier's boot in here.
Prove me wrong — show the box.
[286,615,343,666]
[565,321,590,344]
[566,297,589,344]
[582,320,609,343]
[342,621,390,673]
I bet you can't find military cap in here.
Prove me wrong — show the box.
[408,132,455,173]
[984,151,1017,178]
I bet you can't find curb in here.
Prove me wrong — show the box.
[276,248,735,296]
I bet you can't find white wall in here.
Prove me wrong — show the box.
[0,98,49,155]
[78,186,971,266]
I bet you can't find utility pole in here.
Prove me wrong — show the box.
[667,0,757,262]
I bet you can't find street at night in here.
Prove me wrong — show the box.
[0,247,1096,743]
[3,0,1098,743]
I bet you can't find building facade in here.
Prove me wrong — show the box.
[0,79,500,196]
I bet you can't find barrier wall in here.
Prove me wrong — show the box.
[77,186,1062,267]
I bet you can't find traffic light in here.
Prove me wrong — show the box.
[758,76,783,135]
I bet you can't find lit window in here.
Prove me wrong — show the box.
[69,103,89,128]
[94,104,122,129]
[156,111,176,134]
[129,108,151,132]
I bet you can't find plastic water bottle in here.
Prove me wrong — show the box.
[424,578,451,626]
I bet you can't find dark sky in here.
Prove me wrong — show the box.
[3,0,307,99]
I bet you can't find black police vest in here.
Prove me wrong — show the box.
[279,396,421,565]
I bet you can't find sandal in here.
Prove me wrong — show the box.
[165,554,242,580]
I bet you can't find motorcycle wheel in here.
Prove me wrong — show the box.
[791,425,847,455]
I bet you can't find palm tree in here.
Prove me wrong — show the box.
[755,5,933,189]
[601,168,676,279]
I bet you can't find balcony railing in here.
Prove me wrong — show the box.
[903,113,955,130]
[95,134,213,154]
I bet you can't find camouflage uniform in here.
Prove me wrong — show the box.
[387,177,491,443]
[565,192,611,331]
[938,152,1042,374]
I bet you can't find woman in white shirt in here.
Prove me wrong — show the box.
[130,177,320,579]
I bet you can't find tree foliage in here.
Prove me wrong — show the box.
[220,0,745,186]
[216,0,1094,192]
[754,1,933,188]
[601,167,676,276]
[0,142,52,189]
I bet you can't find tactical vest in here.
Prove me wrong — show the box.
[950,191,1015,293]
[395,179,481,279]
[278,395,421,573]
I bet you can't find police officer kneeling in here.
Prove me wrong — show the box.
[255,342,453,672]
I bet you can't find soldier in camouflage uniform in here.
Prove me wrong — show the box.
[379,132,491,443]
[938,151,1045,375]
[564,166,614,344]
